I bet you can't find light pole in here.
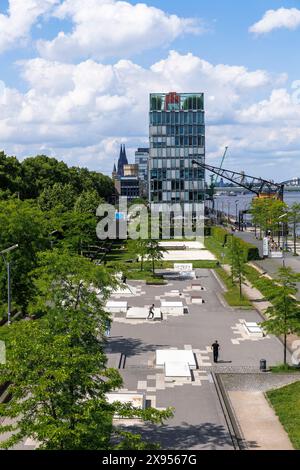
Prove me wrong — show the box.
[279,213,288,268]
[227,201,231,225]
[0,244,19,325]
[235,200,239,229]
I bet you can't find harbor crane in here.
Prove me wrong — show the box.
[192,160,285,201]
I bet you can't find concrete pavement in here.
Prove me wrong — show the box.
[105,269,291,450]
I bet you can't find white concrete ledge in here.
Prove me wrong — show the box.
[126,307,161,320]
[160,301,184,315]
[105,301,128,313]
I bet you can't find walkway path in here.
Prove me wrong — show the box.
[105,269,289,450]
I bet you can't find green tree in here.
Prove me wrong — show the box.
[0,251,172,449]
[0,199,49,314]
[250,198,287,239]
[38,183,77,212]
[262,267,300,365]
[21,155,70,199]
[74,190,104,214]
[228,236,246,299]
[146,240,166,274]
[0,152,22,197]
[128,239,148,271]
[28,249,114,320]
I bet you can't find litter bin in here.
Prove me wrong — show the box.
[260,359,267,372]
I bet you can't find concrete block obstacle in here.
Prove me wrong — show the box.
[126,307,162,321]
[160,301,184,315]
[106,392,146,417]
[156,349,197,381]
[165,361,192,380]
[243,321,264,338]
[190,292,205,304]
[156,349,197,370]
[191,280,205,291]
[105,301,128,313]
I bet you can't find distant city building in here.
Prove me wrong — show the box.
[124,164,139,177]
[149,92,205,211]
[135,148,149,198]
[112,145,140,202]
[117,144,128,177]
[119,176,140,201]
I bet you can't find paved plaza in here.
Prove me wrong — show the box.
[105,268,288,450]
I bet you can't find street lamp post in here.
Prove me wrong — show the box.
[279,214,288,268]
[235,200,239,230]
[227,201,231,225]
[0,244,19,325]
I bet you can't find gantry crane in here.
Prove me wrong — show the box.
[192,159,285,230]
[192,160,285,200]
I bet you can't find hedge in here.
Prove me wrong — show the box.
[210,227,260,261]
[211,227,228,246]
[236,237,260,261]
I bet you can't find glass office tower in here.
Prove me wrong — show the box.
[149,92,205,211]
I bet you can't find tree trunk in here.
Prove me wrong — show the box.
[284,334,287,365]
[239,275,242,299]
[152,258,155,275]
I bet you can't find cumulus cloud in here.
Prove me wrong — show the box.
[249,8,300,35]
[0,0,59,53]
[37,0,203,61]
[1,51,300,179]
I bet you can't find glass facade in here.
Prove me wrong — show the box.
[149,92,205,206]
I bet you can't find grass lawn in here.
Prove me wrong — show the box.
[267,381,300,449]
[204,236,231,263]
[215,267,252,308]
[105,239,219,281]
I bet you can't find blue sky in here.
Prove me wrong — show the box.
[0,0,300,180]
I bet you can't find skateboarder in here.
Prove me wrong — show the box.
[148,304,155,320]
[211,340,220,363]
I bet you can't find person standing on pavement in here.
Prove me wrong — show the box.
[211,340,220,363]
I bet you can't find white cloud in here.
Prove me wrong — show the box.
[0,0,59,53]
[37,0,203,61]
[249,8,300,35]
[237,89,300,123]
[1,51,300,180]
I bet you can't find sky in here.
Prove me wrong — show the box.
[0,0,300,181]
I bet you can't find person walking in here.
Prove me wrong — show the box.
[105,319,111,337]
[147,304,155,320]
[211,340,220,363]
